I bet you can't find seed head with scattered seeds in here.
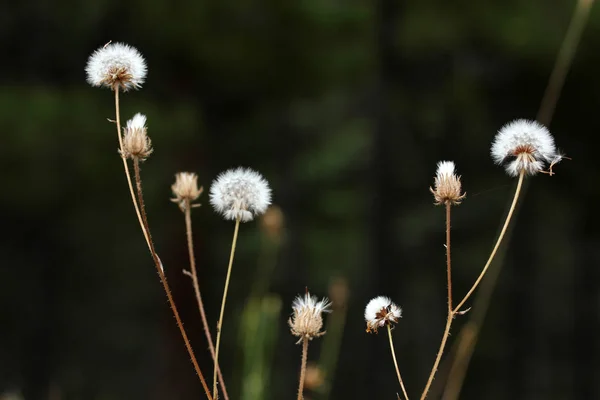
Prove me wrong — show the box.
[365,296,402,333]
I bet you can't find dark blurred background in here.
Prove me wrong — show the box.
[1,0,599,399]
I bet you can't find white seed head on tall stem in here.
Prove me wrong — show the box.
[86,42,147,91]
[365,296,402,334]
[288,292,331,344]
[210,167,272,222]
[120,113,153,160]
[430,160,465,205]
[491,119,560,177]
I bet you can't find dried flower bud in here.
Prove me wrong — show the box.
[120,113,153,160]
[210,167,272,222]
[171,172,204,212]
[86,42,147,91]
[430,161,465,205]
[365,296,402,334]
[289,292,331,344]
[328,276,349,309]
[260,205,284,241]
[491,119,559,177]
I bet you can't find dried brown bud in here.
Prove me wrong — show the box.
[120,113,153,160]
[328,277,349,309]
[430,161,465,205]
[171,172,204,212]
[304,363,325,390]
[289,293,331,344]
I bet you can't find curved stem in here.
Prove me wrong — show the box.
[387,325,410,400]
[183,201,229,400]
[297,337,309,400]
[113,89,151,250]
[420,203,454,400]
[453,171,525,313]
[133,159,212,400]
[213,218,241,399]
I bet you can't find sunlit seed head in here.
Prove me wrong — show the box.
[491,119,558,177]
[209,167,271,222]
[430,160,465,205]
[86,42,147,91]
[364,296,402,334]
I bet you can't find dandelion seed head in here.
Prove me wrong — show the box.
[288,292,331,343]
[120,113,153,160]
[430,160,465,205]
[171,172,204,212]
[209,167,271,222]
[491,119,557,177]
[365,296,402,333]
[86,42,147,91]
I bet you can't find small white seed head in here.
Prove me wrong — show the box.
[209,167,271,222]
[86,42,147,91]
[491,119,558,177]
[365,296,402,334]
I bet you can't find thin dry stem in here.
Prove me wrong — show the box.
[183,201,229,400]
[453,171,525,313]
[133,158,212,400]
[388,324,410,400]
[297,337,309,400]
[420,203,454,400]
[113,89,151,251]
[213,218,241,399]
[420,315,453,400]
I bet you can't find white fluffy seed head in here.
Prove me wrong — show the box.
[209,167,271,222]
[288,292,331,343]
[491,119,557,177]
[365,296,402,334]
[430,161,465,205]
[86,42,147,91]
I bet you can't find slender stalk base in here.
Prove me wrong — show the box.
[183,201,229,400]
[213,219,241,399]
[297,337,309,400]
[387,325,410,400]
[453,171,525,313]
[133,159,212,400]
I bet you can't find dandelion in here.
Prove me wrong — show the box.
[365,296,402,334]
[120,113,153,161]
[171,172,204,212]
[430,161,465,205]
[289,292,331,400]
[210,167,271,222]
[289,292,331,343]
[365,296,408,399]
[210,167,271,399]
[491,119,557,177]
[86,42,147,91]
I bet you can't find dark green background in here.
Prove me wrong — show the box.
[1,0,598,399]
